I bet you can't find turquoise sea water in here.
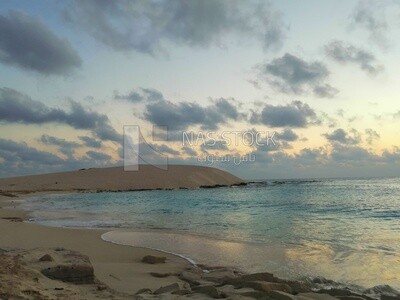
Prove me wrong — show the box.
[21,177,400,290]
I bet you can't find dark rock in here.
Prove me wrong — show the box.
[0,192,17,198]
[135,288,153,295]
[381,295,400,300]
[199,184,228,189]
[172,289,192,295]
[39,254,54,262]
[203,268,238,283]
[312,276,334,284]
[142,255,167,264]
[240,281,292,293]
[193,285,220,298]
[2,217,23,222]
[97,285,108,291]
[154,283,185,295]
[365,285,399,295]
[318,288,353,297]
[41,264,95,284]
[337,297,368,300]
[231,182,247,187]
[179,270,203,286]
[225,272,275,286]
[150,272,171,278]
[318,288,372,300]
[278,280,311,293]
[240,290,270,299]
[299,292,341,300]
[269,291,298,300]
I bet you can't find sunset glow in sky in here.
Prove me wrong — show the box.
[1,0,400,179]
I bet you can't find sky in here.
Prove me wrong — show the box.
[1,0,400,179]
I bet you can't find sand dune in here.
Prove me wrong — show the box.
[0,165,243,192]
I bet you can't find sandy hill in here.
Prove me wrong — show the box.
[0,165,244,192]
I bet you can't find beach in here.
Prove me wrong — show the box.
[0,195,194,298]
[0,167,399,299]
[0,165,244,193]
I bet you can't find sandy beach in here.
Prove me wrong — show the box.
[0,165,236,298]
[0,167,399,299]
[0,165,244,193]
[0,194,194,299]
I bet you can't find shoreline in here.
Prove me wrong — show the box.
[0,193,193,297]
[1,192,399,299]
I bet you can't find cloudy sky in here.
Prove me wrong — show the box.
[1,0,400,179]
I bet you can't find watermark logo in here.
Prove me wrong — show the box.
[123,125,277,170]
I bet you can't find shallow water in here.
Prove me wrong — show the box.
[21,177,400,289]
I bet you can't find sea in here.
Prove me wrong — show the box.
[20,177,400,291]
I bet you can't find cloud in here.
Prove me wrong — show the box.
[86,150,112,161]
[40,134,80,157]
[250,101,319,128]
[63,0,285,54]
[330,144,378,163]
[365,129,380,145]
[143,96,242,130]
[79,136,102,148]
[182,146,197,157]
[256,53,337,97]
[201,140,229,152]
[0,11,81,75]
[114,88,163,102]
[0,138,64,166]
[40,135,80,148]
[323,128,361,145]
[382,147,400,163]
[275,129,298,142]
[0,87,121,142]
[313,84,339,98]
[350,0,388,47]
[150,143,180,156]
[325,40,383,75]
[0,138,118,177]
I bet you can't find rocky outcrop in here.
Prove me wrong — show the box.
[41,263,95,284]
[0,248,128,299]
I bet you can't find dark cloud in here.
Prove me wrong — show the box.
[114,88,163,102]
[313,84,339,98]
[201,140,228,152]
[275,129,298,142]
[323,128,361,145]
[0,138,64,166]
[0,138,118,177]
[251,101,318,128]
[325,40,383,75]
[365,129,380,145]
[295,148,328,163]
[382,147,400,163]
[86,150,112,161]
[0,87,121,143]
[148,143,180,156]
[40,135,80,148]
[350,1,388,46]
[79,136,102,148]
[257,53,337,97]
[182,146,197,157]
[0,11,81,75]
[40,135,80,157]
[330,144,378,163]
[63,0,285,54]
[143,97,242,130]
